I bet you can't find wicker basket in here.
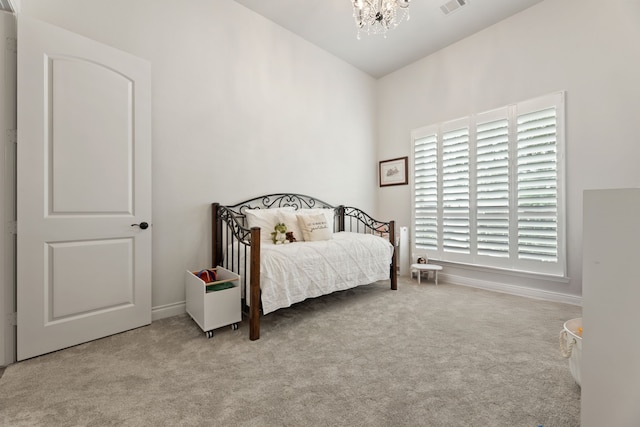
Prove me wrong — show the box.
[560,317,582,387]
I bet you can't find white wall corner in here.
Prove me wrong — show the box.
[7,0,19,13]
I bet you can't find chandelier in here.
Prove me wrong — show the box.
[352,0,411,39]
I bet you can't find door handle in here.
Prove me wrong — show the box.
[131,221,150,230]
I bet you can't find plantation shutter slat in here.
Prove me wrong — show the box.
[517,106,558,263]
[414,134,438,250]
[477,117,509,258]
[442,126,470,254]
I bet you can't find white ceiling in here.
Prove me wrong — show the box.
[232,0,545,78]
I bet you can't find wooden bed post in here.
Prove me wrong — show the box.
[389,220,397,290]
[249,227,261,341]
[212,203,220,267]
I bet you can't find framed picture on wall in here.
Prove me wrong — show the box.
[379,156,408,187]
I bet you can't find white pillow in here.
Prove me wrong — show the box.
[278,210,305,243]
[297,213,333,242]
[296,208,335,231]
[244,207,294,244]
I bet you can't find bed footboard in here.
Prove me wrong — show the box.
[212,202,262,340]
[213,194,397,341]
[338,205,397,291]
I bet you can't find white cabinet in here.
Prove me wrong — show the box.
[185,267,241,338]
[581,189,640,426]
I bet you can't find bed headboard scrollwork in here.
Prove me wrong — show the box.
[229,193,335,215]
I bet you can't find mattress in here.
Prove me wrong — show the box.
[232,232,394,314]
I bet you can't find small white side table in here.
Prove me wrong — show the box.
[411,263,443,285]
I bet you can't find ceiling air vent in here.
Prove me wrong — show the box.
[440,0,468,15]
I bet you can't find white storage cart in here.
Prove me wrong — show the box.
[185,266,241,338]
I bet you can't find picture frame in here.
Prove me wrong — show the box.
[379,156,408,187]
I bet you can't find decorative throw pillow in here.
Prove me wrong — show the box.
[296,208,335,231]
[244,207,294,244]
[296,213,333,242]
[278,210,305,242]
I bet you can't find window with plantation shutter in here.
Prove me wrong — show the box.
[411,92,566,277]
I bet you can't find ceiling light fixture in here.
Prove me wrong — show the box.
[352,0,411,39]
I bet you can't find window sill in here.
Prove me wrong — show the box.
[429,259,571,284]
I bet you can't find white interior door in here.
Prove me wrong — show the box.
[16,17,152,361]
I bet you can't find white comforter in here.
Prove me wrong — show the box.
[239,232,393,315]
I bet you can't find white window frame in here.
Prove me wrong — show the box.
[410,92,566,277]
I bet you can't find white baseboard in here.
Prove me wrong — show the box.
[151,272,581,322]
[152,301,186,321]
[440,273,582,306]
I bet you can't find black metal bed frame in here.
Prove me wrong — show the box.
[212,193,397,340]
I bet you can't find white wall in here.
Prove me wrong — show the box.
[376,0,640,300]
[18,0,640,322]
[19,0,378,315]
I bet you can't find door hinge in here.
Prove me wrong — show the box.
[7,312,16,326]
[7,129,16,144]
[5,37,16,53]
[8,220,16,235]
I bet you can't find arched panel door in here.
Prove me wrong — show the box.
[17,17,151,360]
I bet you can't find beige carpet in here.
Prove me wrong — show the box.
[0,277,581,426]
